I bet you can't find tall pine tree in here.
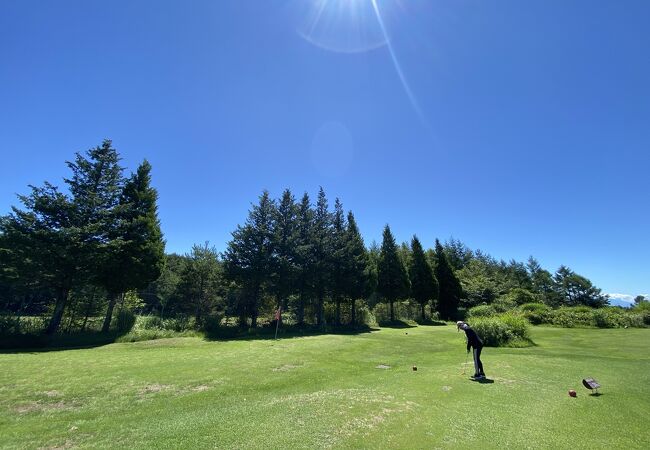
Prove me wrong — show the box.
[434,239,462,320]
[377,225,409,322]
[408,235,438,321]
[224,190,275,327]
[344,211,368,325]
[294,192,314,325]
[330,198,347,326]
[98,160,165,332]
[271,189,299,312]
[312,187,332,327]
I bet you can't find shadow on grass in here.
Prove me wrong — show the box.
[415,319,448,327]
[0,331,125,354]
[203,323,379,342]
[376,320,417,329]
[472,377,495,384]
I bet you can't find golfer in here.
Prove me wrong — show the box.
[457,321,485,379]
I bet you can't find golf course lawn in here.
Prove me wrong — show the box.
[1,326,649,449]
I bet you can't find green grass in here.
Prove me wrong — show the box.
[1,326,648,449]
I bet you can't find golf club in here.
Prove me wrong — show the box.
[461,351,469,375]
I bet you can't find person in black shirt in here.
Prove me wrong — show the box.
[457,321,485,379]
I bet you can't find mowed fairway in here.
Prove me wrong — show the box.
[1,326,649,449]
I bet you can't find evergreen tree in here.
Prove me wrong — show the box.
[408,235,438,321]
[377,225,409,322]
[443,238,473,271]
[330,198,347,326]
[554,265,608,307]
[312,187,332,326]
[178,242,221,323]
[98,160,165,332]
[0,184,79,334]
[434,239,462,320]
[365,240,380,308]
[344,212,368,325]
[294,193,315,325]
[271,189,299,312]
[224,190,275,327]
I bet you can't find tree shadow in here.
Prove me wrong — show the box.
[203,323,379,342]
[415,319,448,327]
[0,331,125,354]
[376,320,417,329]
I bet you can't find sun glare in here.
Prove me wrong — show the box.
[297,0,429,128]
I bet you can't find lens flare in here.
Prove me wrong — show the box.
[298,0,429,129]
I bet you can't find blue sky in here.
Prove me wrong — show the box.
[1,0,648,301]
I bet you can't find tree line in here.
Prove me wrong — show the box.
[0,141,613,337]
[0,140,164,334]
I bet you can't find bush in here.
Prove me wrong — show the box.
[549,307,593,328]
[518,303,552,325]
[0,315,22,335]
[116,328,199,343]
[356,303,376,327]
[468,313,531,347]
[504,288,538,305]
[492,297,517,313]
[592,309,617,328]
[137,315,164,330]
[592,308,645,328]
[164,316,195,332]
[631,302,650,325]
[499,312,530,340]
[467,304,497,318]
[114,309,136,333]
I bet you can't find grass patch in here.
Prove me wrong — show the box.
[1,326,648,448]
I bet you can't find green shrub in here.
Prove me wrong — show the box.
[356,303,376,327]
[592,309,617,328]
[518,303,552,325]
[549,307,593,328]
[631,302,650,325]
[592,308,645,328]
[164,316,195,332]
[468,313,531,347]
[619,313,644,328]
[499,312,530,340]
[116,328,199,343]
[492,297,517,313]
[468,304,497,318]
[114,309,136,333]
[0,315,22,335]
[504,288,538,305]
[136,315,164,330]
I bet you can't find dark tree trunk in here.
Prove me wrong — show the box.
[101,291,121,333]
[390,300,395,322]
[351,298,356,326]
[421,303,426,321]
[46,288,70,335]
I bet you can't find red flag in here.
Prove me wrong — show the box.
[275,307,282,321]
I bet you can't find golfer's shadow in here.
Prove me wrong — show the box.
[472,378,494,384]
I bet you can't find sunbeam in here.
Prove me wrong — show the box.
[371,0,429,129]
